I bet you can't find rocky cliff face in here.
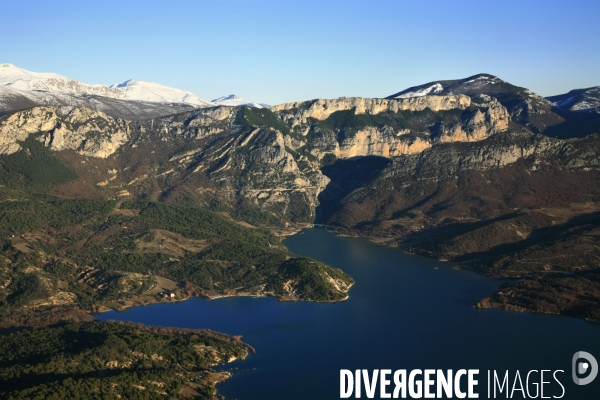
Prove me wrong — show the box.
[323,132,600,237]
[273,96,510,162]
[436,98,509,143]
[0,95,509,222]
[335,127,432,158]
[0,94,511,162]
[0,92,592,224]
[164,121,328,220]
[384,73,600,140]
[0,106,129,158]
[272,95,472,127]
[98,106,327,222]
[382,133,600,186]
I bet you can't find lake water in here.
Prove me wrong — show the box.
[97,228,600,399]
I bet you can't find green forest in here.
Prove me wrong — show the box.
[0,197,353,312]
[0,320,253,399]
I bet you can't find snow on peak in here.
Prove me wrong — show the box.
[464,75,501,84]
[212,94,242,102]
[0,63,27,73]
[107,79,210,106]
[395,83,443,99]
[0,64,266,109]
[0,64,77,91]
[0,64,211,107]
[211,94,265,108]
[475,93,492,102]
[110,79,135,89]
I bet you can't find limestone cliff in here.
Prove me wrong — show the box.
[119,106,329,221]
[272,95,472,127]
[0,95,582,225]
[0,106,129,158]
[436,98,509,143]
[0,95,509,164]
[336,128,432,158]
[274,96,510,161]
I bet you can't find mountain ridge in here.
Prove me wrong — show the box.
[547,86,600,113]
[211,94,267,108]
[386,73,600,139]
[0,63,211,106]
[0,63,265,119]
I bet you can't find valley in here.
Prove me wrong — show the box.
[0,66,599,398]
[1,72,599,321]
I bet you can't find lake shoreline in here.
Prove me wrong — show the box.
[98,228,600,400]
[314,224,600,323]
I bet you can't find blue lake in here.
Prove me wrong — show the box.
[97,228,600,399]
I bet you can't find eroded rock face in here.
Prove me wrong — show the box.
[272,95,472,127]
[323,132,600,233]
[274,96,510,161]
[0,106,129,158]
[212,128,329,219]
[0,98,569,224]
[380,133,578,183]
[304,126,432,159]
[0,106,59,154]
[0,96,509,163]
[336,128,432,158]
[122,106,329,221]
[437,99,509,143]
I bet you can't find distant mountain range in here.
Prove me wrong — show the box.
[0,63,263,119]
[546,86,600,113]
[2,65,598,122]
[211,94,268,108]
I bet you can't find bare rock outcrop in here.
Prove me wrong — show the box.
[437,99,510,143]
[272,95,472,127]
[276,96,510,161]
[335,127,432,158]
[0,106,129,158]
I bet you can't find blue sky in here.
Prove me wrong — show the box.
[2,0,599,105]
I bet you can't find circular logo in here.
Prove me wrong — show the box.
[572,351,598,386]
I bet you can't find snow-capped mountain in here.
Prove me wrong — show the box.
[393,83,444,98]
[385,74,592,138]
[546,86,600,113]
[386,74,548,100]
[0,64,266,119]
[211,94,266,108]
[0,63,211,107]
[0,63,110,95]
[107,79,211,107]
